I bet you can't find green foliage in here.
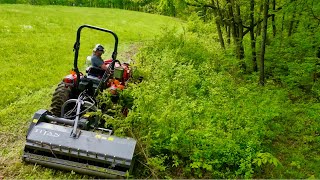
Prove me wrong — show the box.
[158,0,176,16]
[121,29,301,178]
[262,18,320,100]
[253,152,281,167]
[95,87,135,136]
[0,0,167,13]
[94,20,319,178]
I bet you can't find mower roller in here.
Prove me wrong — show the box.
[22,25,136,178]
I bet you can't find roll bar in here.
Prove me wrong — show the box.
[72,25,119,88]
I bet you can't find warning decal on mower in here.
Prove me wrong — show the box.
[95,134,114,141]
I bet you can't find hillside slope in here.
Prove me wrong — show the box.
[0,4,182,178]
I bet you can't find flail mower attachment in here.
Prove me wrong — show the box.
[22,108,136,178]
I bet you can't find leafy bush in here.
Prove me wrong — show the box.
[91,17,320,178]
[118,30,296,178]
[263,24,320,100]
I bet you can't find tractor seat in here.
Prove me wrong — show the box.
[86,66,106,78]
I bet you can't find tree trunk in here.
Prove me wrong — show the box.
[220,1,230,45]
[236,3,245,60]
[272,0,276,37]
[216,0,224,27]
[293,10,303,34]
[216,18,225,49]
[227,25,231,44]
[227,0,237,48]
[279,11,285,48]
[256,4,263,36]
[260,0,269,86]
[288,0,296,37]
[228,0,244,60]
[212,0,225,49]
[250,0,257,72]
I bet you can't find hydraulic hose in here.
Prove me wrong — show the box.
[61,99,96,118]
[45,115,74,125]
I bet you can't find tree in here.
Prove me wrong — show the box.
[211,0,225,49]
[259,0,269,86]
[250,0,257,72]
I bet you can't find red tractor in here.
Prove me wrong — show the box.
[50,25,131,117]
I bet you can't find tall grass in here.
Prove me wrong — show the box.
[0,4,182,178]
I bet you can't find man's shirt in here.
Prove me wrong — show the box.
[91,55,103,68]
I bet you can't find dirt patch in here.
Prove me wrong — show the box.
[0,132,23,149]
[120,43,142,63]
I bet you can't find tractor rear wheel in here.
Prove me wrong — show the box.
[50,82,72,117]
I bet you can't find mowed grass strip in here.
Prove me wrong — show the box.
[0,87,80,179]
[0,4,182,178]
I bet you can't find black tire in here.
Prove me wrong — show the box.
[50,82,72,117]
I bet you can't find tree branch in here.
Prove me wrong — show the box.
[185,1,216,10]
[243,14,273,36]
[311,0,320,22]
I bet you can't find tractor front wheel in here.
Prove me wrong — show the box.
[50,82,72,117]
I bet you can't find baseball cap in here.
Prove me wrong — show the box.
[93,44,105,52]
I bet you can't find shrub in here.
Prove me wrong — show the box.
[121,30,289,178]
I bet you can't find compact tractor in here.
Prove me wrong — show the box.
[22,25,136,178]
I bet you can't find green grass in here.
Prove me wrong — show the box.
[0,4,182,178]
[0,4,182,110]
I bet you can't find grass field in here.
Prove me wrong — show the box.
[0,4,182,178]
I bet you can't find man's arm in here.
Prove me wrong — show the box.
[91,56,107,70]
[100,63,107,70]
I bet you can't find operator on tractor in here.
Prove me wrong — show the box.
[91,44,108,70]
[90,44,123,91]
